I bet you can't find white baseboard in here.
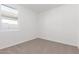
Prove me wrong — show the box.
[38,37,78,47]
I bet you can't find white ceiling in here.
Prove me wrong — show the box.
[24,4,62,13]
[5,4,63,13]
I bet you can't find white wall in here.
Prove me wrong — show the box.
[39,5,79,46]
[0,4,79,49]
[0,5,37,49]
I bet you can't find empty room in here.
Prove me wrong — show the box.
[0,4,79,54]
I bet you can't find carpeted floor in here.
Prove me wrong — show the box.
[0,38,79,54]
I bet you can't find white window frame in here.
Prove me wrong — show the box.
[0,4,19,31]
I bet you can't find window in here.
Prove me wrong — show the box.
[1,4,19,31]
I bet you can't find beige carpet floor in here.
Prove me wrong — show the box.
[0,38,79,54]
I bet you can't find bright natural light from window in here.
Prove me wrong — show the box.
[1,4,19,31]
[1,4,18,15]
[2,19,18,24]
